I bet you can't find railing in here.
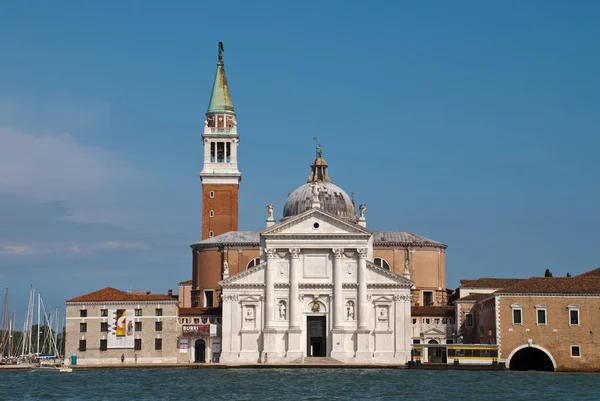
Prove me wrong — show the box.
[206,127,236,134]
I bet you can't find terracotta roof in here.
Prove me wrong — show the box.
[460,278,526,289]
[66,287,176,303]
[179,279,193,285]
[457,293,490,302]
[495,277,600,295]
[411,306,455,317]
[179,307,222,316]
[578,267,600,277]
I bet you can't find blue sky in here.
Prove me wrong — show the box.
[1,1,599,318]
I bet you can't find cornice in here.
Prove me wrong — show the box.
[366,260,414,287]
[263,208,371,236]
[219,261,266,286]
[65,300,178,306]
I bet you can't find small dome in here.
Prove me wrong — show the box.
[283,182,357,222]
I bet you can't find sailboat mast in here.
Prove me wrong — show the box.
[8,313,14,357]
[37,292,41,355]
[0,288,7,357]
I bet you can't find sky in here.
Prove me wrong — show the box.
[0,1,599,321]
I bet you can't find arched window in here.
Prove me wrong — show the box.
[209,231,214,238]
[246,257,261,269]
[374,257,390,270]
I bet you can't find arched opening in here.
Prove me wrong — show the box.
[428,339,439,344]
[509,346,554,372]
[374,257,390,270]
[247,258,261,269]
[195,339,206,363]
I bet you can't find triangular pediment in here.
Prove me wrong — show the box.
[263,208,371,237]
[219,262,266,287]
[366,261,414,287]
[422,328,446,336]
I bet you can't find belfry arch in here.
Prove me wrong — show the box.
[506,344,556,372]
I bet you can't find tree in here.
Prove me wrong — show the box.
[544,269,553,277]
[566,272,572,277]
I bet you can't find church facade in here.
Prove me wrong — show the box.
[188,44,449,364]
[220,207,413,363]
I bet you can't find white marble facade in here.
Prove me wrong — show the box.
[219,208,413,364]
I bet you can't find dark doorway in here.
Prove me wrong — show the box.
[510,347,554,371]
[195,339,206,363]
[307,316,326,357]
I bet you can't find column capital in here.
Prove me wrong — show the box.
[289,248,300,258]
[333,248,345,258]
[357,248,368,258]
[265,248,278,258]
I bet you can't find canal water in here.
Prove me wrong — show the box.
[1,368,598,400]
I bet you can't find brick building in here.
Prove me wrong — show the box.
[455,270,600,372]
[64,287,179,365]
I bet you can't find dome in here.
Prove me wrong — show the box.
[282,150,358,222]
[283,182,358,221]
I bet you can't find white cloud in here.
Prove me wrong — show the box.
[0,244,38,256]
[0,241,148,257]
[0,127,143,225]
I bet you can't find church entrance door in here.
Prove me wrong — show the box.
[195,339,206,363]
[307,316,326,357]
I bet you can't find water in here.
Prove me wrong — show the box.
[1,368,598,401]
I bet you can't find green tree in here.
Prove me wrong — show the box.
[544,269,553,277]
[566,272,572,277]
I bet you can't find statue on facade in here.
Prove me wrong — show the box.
[346,301,355,320]
[223,260,229,276]
[278,301,286,320]
[359,204,367,218]
[267,204,274,220]
[311,182,319,201]
[316,144,323,158]
[405,258,410,274]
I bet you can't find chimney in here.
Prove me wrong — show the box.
[146,291,151,295]
[168,289,173,296]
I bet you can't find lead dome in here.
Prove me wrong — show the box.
[282,154,358,222]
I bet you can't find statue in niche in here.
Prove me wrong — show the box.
[278,301,287,320]
[245,306,254,321]
[346,301,355,320]
[267,204,274,220]
[223,260,229,276]
[405,258,410,274]
[359,204,367,218]
[378,307,388,321]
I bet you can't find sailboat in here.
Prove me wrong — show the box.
[26,290,71,373]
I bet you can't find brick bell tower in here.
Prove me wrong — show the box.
[200,42,241,239]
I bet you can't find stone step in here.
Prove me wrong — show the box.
[288,357,343,364]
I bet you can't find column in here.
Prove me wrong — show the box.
[357,248,369,329]
[231,138,238,164]
[333,248,344,328]
[203,139,210,163]
[289,248,301,329]
[355,248,370,361]
[264,248,277,329]
[286,248,303,359]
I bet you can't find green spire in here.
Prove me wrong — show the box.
[206,42,235,115]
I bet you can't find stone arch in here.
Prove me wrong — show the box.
[506,344,556,371]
